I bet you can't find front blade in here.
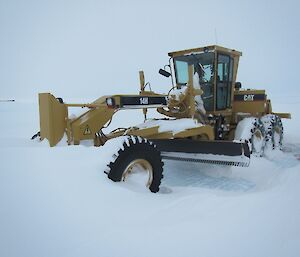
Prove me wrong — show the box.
[152,139,250,167]
[39,93,67,147]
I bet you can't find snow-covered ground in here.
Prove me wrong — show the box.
[1,99,300,257]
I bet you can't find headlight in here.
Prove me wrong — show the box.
[106,97,115,107]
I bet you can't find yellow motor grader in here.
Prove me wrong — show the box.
[34,45,291,192]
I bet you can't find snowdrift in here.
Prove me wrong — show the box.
[0,100,300,257]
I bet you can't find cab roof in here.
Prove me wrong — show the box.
[168,45,242,58]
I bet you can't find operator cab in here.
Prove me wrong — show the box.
[168,45,241,113]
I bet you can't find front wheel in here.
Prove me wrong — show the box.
[105,136,164,193]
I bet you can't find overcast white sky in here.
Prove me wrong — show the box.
[0,0,299,101]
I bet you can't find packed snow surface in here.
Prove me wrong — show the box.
[1,100,300,257]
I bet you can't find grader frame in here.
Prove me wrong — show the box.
[38,45,290,150]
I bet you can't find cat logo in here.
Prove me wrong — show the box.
[83,125,91,135]
[243,94,254,101]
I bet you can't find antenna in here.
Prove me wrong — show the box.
[0,99,15,102]
[214,28,218,45]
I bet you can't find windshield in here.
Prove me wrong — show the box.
[174,52,215,85]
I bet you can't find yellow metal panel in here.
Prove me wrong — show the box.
[127,126,160,137]
[71,106,115,142]
[272,112,291,119]
[147,132,174,139]
[174,125,215,140]
[232,101,266,114]
[234,89,265,95]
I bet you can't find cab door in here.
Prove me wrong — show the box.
[216,54,233,110]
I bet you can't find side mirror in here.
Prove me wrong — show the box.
[235,82,242,90]
[159,68,171,78]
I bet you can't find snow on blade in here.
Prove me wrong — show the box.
[137,118,202,135]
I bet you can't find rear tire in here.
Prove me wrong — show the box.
[106,136,164,193]
[261,114,283,150]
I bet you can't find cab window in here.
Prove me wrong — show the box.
[174,52,215,111]
[174,60,189,84]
